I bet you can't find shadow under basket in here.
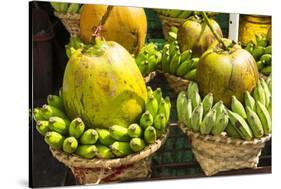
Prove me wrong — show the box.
[178,123,271,176]
[54,12,80,36]
[163,72,189,94]
[50,129,169,185]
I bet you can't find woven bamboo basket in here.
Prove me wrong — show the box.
[54,12,80,36]
[157,14,187,39]
[50,129,169,185]
[178,123,271,176]
[163,72,189,94]
[144,71,157,83]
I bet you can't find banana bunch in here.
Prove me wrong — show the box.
[244,34,272,76]
[177,79,272,140]
[135,43,162,76]
[161,27,199,81]
[33,86,171,159]
[50,2,83,14]
[153,9,193,19]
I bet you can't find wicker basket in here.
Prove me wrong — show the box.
[50,129,169,185]
[54,12,80,36]
[157,14,187,39]
[163,72,189,94]
[144,71,157,83]
[178,123,271,176]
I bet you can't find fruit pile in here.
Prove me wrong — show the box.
[50,2,83,14]
[135,43,162,76]
[161,27,198,81]
[177,78,271,140]
[244,34,272,76]
[33,87,171,159]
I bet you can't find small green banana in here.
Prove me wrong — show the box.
[60,3,69,13]
[128,123,142,138]
[144,126,157,144]
[129,138,146,153]
[256,60,265,71]
[190,90,201,109]
[62,137,78,153]
[75,145,97,159]
[109,125,130,142]
[147,86,153,97]
[96,129,115,146]
[211,112,229,135]
[44,131,65,149]
[202,93,214,116]
[47,95,64,111]
[68,117,85,139]
[177,91,187,123]
[256,101,272,135]
[176,59,192,77]
[260,54,272,65]
[145,94,158,118]
[200,109,216,135]
[187,82,199,100]
[244,42,254,54]
[48,116,70,135]
[267,97,272,118]
[41,104,68,120]
[266,75,272,92]
[110,142,133,157]
[190,103,204,132]
[154,113,167,130]
[260,78,271,107]
[36,120,50,136]
[225,122,241,139]
[96,145,114,159]
[167,32,177,42]
[255,33,268,47]
[170,26,178,34]
[169,51,181,74]
[33,108,46,121]
[153,88,162,104]
[231,96,247,119]
[253,80,266,105]
[244,91,256,112]
[252,46,265,60]
[261,66,272,75]
[67,3,80,14]
[264,46,272,54]
[180,49,192,62]
[182,99,193,127]
[158,98,170,121]
[140,111,154,129]
[79,129,99,144]
[183,69,197,81]
[161,44,170,72]
[246,107,264,138]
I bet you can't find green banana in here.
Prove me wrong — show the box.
[176,59,192,76]
[153,88,162,104]
[244,91,256,111]
[148,55,158,72]
[211,112,229,135]
[231,96,247,119]
[180,49,192,62]
[260,78,271,107]
[165,96,171,110]
[190,90,201,109]
[267,75,272,92]
[110,141,133,157]
[200,109,216,135]
[256,101,272,135]
[109,125,130,142]
[154,113,167,130]
[96,129,115,146]
[225,122,241,139]
[144,126,157,144]
[146,94,159,118]
[190,103,204,132]
[36,120,50,136]
[50,2,61,12]
[169,41,179,55]
[48,116,70,135]
[260,54,271,65]
[170,26,178,34]
[183,69,197,81]
[255,34,268,47]
[167,32,177,42]
[96,145,114,159]
[47,95,64,111]
[33,108,46,121]
[158,98,170,121]
[41,104,68,120]
[268,97,272,118]
[61,3,69,13]
[140,111,154,129]
[246,107,264,138]
[75,145,97,159]
[182,99,193,127]
[261,66,272,75]
[169,51,181,74]
[67,3,80,14]
[79,129,99,144]
[62,137,78,153]
[227,110,253,140]
[253,80,266,105]
[147,86,153,97]
[161,44,170,72]
[252,46,265,60]
[256,60,264,71]
[177,10,193,18]
[187,82,199,100]
[177,91,187,123]
[202,93,214,116]
[129,138,146,153]
[69,117,85,139]
[138,60,150,76]
[264,46,272,54]
[244,42,254,54]
[44,131,65,149]
[128,123,142,138]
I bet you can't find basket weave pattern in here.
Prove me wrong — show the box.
[163,72,189,93]
[50,129,169,184]
[157,14,186,39]
[179,123,271,176]
[54,12,80,36]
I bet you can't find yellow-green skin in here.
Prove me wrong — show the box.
[196,39,259,108]
[62,41,147,128]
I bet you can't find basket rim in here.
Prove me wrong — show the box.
[50,127,169,169]
[54,11,80,19]
[178,122,271,146]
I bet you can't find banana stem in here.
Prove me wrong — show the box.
[202,12,227,50]
[92,6,114,43]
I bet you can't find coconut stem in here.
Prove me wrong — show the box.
[92,6,114,43]
[201,12,227,50]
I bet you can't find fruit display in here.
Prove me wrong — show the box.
[79,5,147,55]
[50,2,83,14]
[177,79,271,140]
[161,27,199,81]
[33,86,171,159]
[244,34,272,76]
[135,43,162,76]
